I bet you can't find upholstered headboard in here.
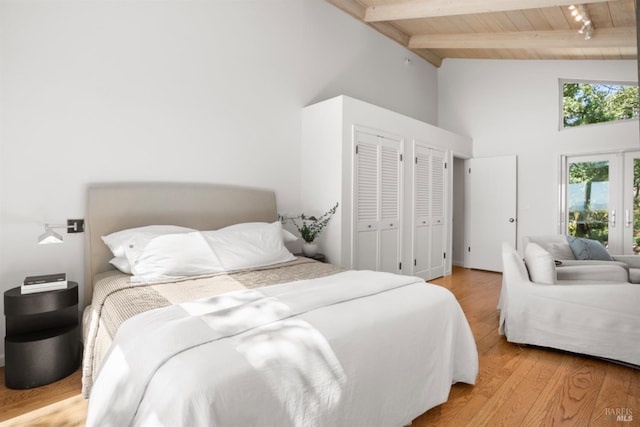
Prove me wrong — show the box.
[84,182,277,305]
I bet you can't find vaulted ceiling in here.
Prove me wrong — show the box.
[326,0,637,67]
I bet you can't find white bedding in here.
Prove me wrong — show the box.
[87,270,478,427]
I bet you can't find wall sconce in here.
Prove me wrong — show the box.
[38,219,85,244]
[568,4,593,40]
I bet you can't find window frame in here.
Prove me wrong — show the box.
[558,78,639,131]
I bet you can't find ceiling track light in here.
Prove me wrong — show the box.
[568,4,593,40]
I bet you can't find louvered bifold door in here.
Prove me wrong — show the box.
[413,144,431,279]
[354,130,402,273]
[429,149,446,278]
[354,131,380,271]
[378,138,402,274]
[413,145,447,280]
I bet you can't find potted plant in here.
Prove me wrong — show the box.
[290,202,339,256]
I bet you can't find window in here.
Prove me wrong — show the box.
[560,151,640,255]
[560,79,639,129]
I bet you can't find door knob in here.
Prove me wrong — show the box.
[509,218,515,223]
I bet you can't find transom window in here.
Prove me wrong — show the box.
[560,79,639,129]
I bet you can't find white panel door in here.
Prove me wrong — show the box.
[413,144,446,280]
[353,129,402,273]
[467,156,517,272]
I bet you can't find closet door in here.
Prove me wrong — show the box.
[354,129,402,273]
[379,138,402,273]
[355,132,379,271]
[413,143,447,280]
[429,149,446,278]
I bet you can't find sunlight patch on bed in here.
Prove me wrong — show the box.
[181,291,293,336]
[87,345,133,422]
[236,319,346,426]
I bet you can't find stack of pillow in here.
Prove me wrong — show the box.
[102,222,298,282]
[523,236,625,285]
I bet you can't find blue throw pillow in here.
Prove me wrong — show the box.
[566,236,612,261]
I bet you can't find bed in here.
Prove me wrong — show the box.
[82,182,478,427]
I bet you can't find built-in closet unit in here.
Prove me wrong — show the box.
[301,95,472,280]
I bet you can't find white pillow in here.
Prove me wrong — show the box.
[282,228,298,243]
[203,221,295,271]
[130,232,224,281]
[109,256,132,274]
[102,225,195,257]
[129,222,295,282]
[546,242,575,261]
[221,221,299,243]
[524,243,557,285]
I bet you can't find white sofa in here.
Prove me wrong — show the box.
[523,235,640,283]
[499,242,640,366]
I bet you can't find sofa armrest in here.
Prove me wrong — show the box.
[556,265,629,282]
[611,255,640,269]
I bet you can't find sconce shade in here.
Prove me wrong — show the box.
[38,224,64,244]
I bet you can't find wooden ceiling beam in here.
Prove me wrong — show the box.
[408,27,637,49]
[364,0,620,22]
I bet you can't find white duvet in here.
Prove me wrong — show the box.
[87,270,478,427]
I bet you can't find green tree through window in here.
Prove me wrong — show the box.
[568,161,609,244]
[562,81,639,128]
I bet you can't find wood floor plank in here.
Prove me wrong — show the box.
[521,355,606,426]
[0,395,87,427]
[592,362,634,424]
[469,348,555,426]
[0,368,82,423]
[626,373,640,424]
[487,349,561,426]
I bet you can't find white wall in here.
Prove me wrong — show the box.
[0,0,438,363]
[438,59,639,248]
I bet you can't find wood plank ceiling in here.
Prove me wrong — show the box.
[326,0,637,67]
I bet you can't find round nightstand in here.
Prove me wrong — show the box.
[295,253,328,263]
[4,281,80,389]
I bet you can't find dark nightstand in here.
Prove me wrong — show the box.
[4,281,80,389]
[296,253,328,263]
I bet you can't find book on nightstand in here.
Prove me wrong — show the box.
[21,273,68,294]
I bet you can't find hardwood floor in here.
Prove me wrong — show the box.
[414,267,640,426]
[0,266,638,426]
[0,367,85,425]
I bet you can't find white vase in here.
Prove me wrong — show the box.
[302,242,318,257]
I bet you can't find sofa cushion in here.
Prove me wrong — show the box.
[566,237,613,261]
[546,242,576,260]
[524,243,557,285]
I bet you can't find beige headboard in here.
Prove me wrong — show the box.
[84,182,277,305]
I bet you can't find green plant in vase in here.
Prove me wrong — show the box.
[290,202,339,257]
